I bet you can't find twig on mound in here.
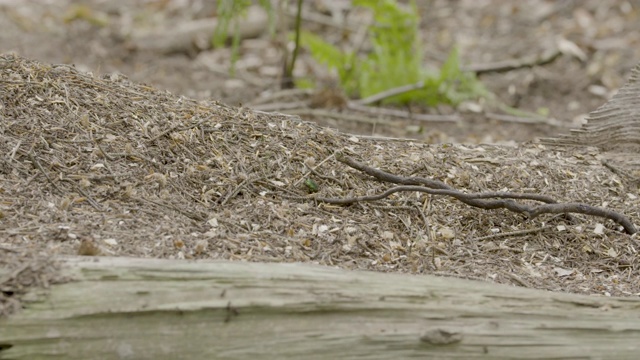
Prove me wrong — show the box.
[147,119,207,143]
[462,48,561,74]
[28,151,62,193]
[314,185,555,205]
[325,153,637,235]
[471,226,552,242]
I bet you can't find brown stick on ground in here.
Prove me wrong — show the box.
[326,153,636,235]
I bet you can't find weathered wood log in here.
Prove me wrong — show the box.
[542,62,640,152]
[541,61,640,172]
[1,256,639,359]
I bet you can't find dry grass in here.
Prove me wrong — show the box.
[1,54,639,316]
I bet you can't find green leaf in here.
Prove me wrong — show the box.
[300,31,358,95]
[441,47,461,81]
[304,179,319,193]
[301,0,489,106]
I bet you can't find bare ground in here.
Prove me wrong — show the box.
[2,0,640,316]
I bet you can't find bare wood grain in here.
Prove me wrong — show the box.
[542,62,640,154]
[1,256,640,359]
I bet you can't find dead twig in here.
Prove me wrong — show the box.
[485,112,566,127]
[471,226,553,242]
[462,48,561,74]
[347,102,460,123]
[247,89,313,107]
[328,153,637,235]
[283,108,398,126]
[147,119,207,143]
[293,153,337,187]
[27,150,62,193]
[220,176,259,206]
[354,81,427,106]
[502,271,533,288]
[73,184,103,211]
[314,185,557,205]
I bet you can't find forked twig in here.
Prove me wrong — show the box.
[326,153,636,235]
[28,151,62,193]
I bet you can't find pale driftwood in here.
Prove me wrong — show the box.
[541,62,640,154]
[540,61,640,181]
[131,6,268,55]
[1,257,640,360]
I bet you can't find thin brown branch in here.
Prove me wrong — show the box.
[354,81,426,105]
[347,102,461,123]
[471,226,552,242]
[462,48,561,74]
[28,150,62,193]
[331,153,637,235]
[73,184,103,211]
[315,185,556,205]
[147,119,207,143]
[484,112,566,127]
[336,152,555,202]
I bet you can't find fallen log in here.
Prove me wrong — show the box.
[1,256,639,359]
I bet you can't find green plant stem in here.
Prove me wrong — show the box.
[282,0,303,89]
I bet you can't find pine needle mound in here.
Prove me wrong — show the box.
[1,55,639,315]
